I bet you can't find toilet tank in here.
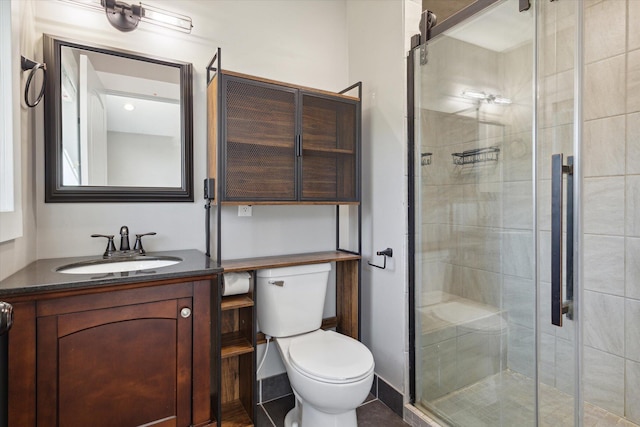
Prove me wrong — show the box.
[256,263,331,338]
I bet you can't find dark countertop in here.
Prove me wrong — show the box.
[0,249,222,298]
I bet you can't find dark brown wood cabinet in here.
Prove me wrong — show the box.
[6,277,216,427]
[208,71,360,204]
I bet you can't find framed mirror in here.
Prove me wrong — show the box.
[43,35,193,202]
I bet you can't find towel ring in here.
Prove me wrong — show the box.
[21,56,46,108]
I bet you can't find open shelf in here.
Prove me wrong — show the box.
[221,331,253,358]
[221,399,253,427]
[221,250,361,272]
[219,200,360,206]
[221,295,254,311]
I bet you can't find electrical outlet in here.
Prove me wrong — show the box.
[238,205,252,217]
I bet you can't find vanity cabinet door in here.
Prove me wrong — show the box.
[222,76,298,201]
[299,93,358,202]
[36,291,193,427]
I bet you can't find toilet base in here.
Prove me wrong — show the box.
[284,396,358,427]
[284,407,299,427]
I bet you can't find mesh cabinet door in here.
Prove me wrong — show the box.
[223,77,297,201]
[300,93,357,202]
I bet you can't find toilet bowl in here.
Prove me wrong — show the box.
[256,263,375,427]
[276,329,374,427]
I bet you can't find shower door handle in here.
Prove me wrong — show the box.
[551,154,574,327]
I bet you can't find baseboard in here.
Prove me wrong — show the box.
[373,375,404,418]
[258,371,405,419]
[258,372,292,403]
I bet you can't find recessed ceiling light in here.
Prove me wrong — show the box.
[123,103,135,111]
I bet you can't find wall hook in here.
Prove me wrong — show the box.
[368,248,393,270]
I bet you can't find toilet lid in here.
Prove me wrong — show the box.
[288,331,374,383]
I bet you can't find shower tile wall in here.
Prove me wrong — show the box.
[538,0,640,424]
[585,0,640,422]
[418,32,534,402]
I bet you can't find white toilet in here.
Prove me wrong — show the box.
[256,263,374,427]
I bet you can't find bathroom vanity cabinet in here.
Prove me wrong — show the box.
[36,281,211,427]
[207,70,360,204]
[0,261,217,427]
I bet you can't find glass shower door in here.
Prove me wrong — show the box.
[414,0,640,425]
[536,0,578,424]
[412,0,540,425]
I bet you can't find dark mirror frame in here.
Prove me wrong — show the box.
[43,34,194,202]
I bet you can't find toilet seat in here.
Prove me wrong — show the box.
[288,330,374,384]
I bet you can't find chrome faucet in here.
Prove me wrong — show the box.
[119,225,130,251]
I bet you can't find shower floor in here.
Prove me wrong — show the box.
[418,370,638,427]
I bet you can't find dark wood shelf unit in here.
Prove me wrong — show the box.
[221,331,254,358]
[207,49,362,427]
[208,69,360,205]
[216,267,256,426]
[219,200,360,206]
[221,251,360,272]
[221,399,253,427]
[221,294,254,311]
[221,251,360,341]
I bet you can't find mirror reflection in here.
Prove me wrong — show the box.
[60,46,182,188]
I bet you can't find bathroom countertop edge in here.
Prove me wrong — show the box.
[0,249,222,298]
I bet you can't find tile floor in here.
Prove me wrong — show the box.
[258,393,409,427]
[417,370,639,427]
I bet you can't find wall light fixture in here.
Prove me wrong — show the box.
[60,0,193,33]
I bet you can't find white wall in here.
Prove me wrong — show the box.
[347,0,409,394]
[106,132,181,187]
[31,0,349,260]
[0,0,37,281]
[9,0,350,383]
[4,0,417,400]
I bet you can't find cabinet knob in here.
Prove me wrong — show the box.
[180,307,191,318]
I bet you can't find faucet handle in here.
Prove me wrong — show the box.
[133,232,156,255]
[91,234,116,257]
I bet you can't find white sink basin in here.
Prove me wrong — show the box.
[56,256,182,275]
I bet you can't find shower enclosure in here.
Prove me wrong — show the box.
[410,0,640,425]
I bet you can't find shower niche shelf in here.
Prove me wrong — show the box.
[452,146,500,165]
